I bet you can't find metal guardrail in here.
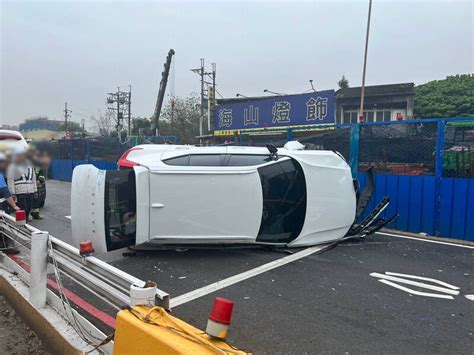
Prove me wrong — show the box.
[0,211,170,353]
[0,211,170,309]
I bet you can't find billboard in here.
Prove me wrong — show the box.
[214,90,335,132]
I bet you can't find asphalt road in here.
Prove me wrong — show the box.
[28,180,474,354]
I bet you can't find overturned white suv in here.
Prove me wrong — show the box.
[71,143,394,253]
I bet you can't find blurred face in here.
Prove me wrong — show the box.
[15,152,26,163]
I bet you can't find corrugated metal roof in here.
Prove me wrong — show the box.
[336,83,414,99]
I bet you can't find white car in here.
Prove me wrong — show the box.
[71,143,392,253]
[0,130,28,153]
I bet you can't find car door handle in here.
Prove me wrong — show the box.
[152,203,165,208]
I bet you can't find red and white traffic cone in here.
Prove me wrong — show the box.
[206,297,234,339]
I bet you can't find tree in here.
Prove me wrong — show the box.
[131,117,153,136]
[338,75,349,89]
[414,74,474,118]
[90,110,114,135]
[159,94,202,144]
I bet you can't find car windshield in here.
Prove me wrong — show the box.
[104,170,137,251]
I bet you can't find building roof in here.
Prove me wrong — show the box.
[336,83,414,99]
[22,130,64,140]
[216,83,415,104]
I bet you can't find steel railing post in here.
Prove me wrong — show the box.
[30,231,49,308]
[434,119,446,236]
[349,124,360,179]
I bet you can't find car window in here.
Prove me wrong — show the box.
[257,158,306,244]
[189,154,222,166]
[163,154,190,166]
[226,154,270,166]
[164,153,272,167]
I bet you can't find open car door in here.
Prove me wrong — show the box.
[71,164,149,253]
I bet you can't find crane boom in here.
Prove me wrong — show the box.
[153,49,175,135]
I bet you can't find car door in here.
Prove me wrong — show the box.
[148,154,263,244]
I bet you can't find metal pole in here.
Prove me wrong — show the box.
[358,0,373,123]
[200,58,204,139]
[117,87,121,135]
[434,120,446,236]
[128,85,132,137]
[64,102,70,133]
[209,63,216,132]
[30,231,49,308]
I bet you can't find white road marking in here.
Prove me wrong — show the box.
[65,215,71,220]
[385,272,460,290]
[376,231,474,249]
[370,272,460,295]
[465,295,474,301]
[377,279,454,300]
[170,243,331,308]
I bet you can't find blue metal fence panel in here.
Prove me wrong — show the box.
[357,172,473,241]
[439,177,474,241]
[357,172,438,237]
[49,159,117,181]
[466,179,474,240]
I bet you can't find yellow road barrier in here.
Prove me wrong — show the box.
[114,306,250,354]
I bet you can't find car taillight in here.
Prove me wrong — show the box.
[118,147,143,168]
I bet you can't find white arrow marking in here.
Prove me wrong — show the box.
[378,279,454,299]
[465,295,474,301]
[370,272,460,295]
[385,272,460,290]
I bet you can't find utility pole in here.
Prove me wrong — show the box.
[117,86,121,134]
[199,58,205,137]
[64,102,71,132]
[358,0,373,123]
[191,58,218,139]
[128,85,132,136]
[106,86,131,139]
[210,63,216,132]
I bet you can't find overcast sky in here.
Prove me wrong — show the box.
[1,0,472,127]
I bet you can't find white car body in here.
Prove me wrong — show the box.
[0,130,28,153]
[71,144,356,253]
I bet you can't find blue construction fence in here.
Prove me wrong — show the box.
[38,118,474,241]
[35,135,177,181]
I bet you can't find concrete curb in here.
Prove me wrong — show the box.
[0,275,83,355]
[381,228,474,247]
